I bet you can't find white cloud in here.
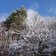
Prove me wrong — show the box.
[30,2,39,10]
[49,8,56,14]
[0,13,8,22]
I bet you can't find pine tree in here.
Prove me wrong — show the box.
[3,7,27,30]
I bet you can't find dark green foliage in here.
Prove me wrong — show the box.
[51,50,56,56]
[38,40,49,56]
[3,7,27,30]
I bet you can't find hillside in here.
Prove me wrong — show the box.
[0,9,56,56]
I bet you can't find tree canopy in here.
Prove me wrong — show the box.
[3,7,27,30]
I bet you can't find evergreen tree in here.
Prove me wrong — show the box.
[3,7,27,30]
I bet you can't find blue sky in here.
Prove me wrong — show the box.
[0,0,56,16]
